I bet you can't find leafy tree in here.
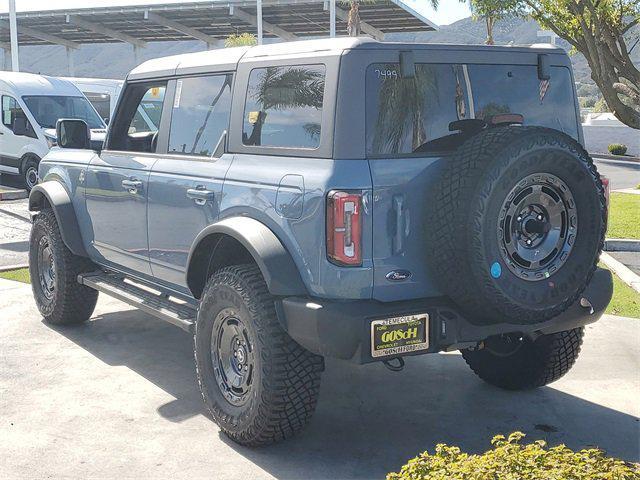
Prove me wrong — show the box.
[346,0,439,37]
[465,0,526,45]
[523,0,639,129]
[224,33,257,47]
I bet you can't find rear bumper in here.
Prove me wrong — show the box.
[275,267,613,364]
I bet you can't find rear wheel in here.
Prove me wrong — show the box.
[29,209,98,325]
[194,264,323,446]
[22,157,39,191]
[462,328,584,390]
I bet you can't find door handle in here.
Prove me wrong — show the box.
[122,179,143,193]
[187,187,214,205]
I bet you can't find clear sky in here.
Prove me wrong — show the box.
[0,0,471,26]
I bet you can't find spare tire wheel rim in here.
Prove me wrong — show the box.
[211,308,255,407]
[497,173,577,281]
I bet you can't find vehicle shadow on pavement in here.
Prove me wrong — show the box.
[48,309,640,480]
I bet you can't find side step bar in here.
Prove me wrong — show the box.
[78,272,196,333]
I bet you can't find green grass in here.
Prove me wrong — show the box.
[608,192,640,239]
[602,265,640,318]
[2,262,637,318]
[0,267,30,284]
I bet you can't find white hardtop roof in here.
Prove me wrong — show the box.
[60,77,124,88]
[0,72,84,97]
[128,38,371,80]
[127,38,566,81]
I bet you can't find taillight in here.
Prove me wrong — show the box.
[601,176,610,230]
[326,190,362,266]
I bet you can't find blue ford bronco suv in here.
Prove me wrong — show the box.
[28,39,612,446]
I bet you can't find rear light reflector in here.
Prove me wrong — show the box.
[327,190,362,266]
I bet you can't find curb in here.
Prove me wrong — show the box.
[600,252,640,293]
[0,188,28,201]
[0,264,29,273]
[604,239,640,252]
[612,188,640,195]
[592,153,640,163]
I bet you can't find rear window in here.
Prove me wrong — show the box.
[366,63,470,156]
[366,63,578,157]
[468,65,578,138]
[242,64,325,149]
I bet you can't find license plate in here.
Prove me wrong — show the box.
[371,314,429,358]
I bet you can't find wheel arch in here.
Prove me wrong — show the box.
[29,181,88,257]
[186,217,307,299]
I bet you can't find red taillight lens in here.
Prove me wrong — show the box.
[327,190,362,266]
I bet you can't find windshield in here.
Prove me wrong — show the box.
[22,95,105,129]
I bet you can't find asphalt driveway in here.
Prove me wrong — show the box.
[1,280,638,479]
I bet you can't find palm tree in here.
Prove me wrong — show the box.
[371,65,438,154]
[347,0,440,37]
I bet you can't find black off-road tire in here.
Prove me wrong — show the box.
[462,327,584,390]
[427,127,606,325]
[29,209,98,324]
[194,264,324,447]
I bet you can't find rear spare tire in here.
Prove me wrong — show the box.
[427,127,605,325]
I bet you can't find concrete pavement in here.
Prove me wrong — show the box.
[1,280,638,479]
[0,199,30,268]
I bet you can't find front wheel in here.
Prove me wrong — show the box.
[29,209,98,325]
[194,264,324,447]
[461,327,584,390]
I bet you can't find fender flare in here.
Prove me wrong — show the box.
[29,181,88,257]
[186,217,307,298]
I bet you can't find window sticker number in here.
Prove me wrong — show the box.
[173,80,183,109]
[374,69,399,80]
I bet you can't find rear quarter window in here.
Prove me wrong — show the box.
[242,64,325,149]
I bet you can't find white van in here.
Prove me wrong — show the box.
[61,77,123,123]
[64,76,161,132]
[0,72,106,189]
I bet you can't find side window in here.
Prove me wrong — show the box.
[107,82,167,153]
[130,86,165,134]
[242,64,325,149]
[2,95,22,130]
[168,74,232,156]
[366,63,470,156]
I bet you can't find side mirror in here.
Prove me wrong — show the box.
[103,117,110,125]
[12,116,30,137]
[56,119,91,149]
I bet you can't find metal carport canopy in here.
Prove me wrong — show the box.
[0,0,437,48]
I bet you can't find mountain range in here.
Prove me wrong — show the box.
[3,15,637,85]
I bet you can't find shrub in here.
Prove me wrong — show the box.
[609,143,628,155]
[579,96,596,108]
[594,97,610,113]
[387,432,639,480]
[224,33,257,47]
